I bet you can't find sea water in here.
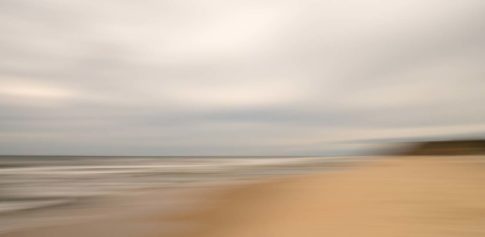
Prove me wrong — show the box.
[0,156,362,232]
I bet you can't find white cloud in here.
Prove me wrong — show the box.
[0,0,484,154]
[0,79,77,106]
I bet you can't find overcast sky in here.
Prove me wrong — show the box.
[1,0,485,155]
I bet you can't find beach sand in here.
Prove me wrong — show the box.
[3,156,485,237]
[163,156,485,237]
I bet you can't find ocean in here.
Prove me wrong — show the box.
[0,155,362,232]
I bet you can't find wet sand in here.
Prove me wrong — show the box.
[3,156,485,237]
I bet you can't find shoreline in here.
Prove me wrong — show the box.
[0,156,365,235]
[3,156,485,237]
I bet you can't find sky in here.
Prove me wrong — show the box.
[1,0,485,155]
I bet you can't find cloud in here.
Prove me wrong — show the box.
[0,0,484,155]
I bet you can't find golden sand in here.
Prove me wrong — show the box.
[164,156,485,237]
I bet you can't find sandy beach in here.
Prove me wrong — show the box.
[3,156,485,237]
[162,156,485,237]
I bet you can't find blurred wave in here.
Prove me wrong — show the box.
[0,156,359,218]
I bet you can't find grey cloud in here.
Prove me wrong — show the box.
[1,0,485,155]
